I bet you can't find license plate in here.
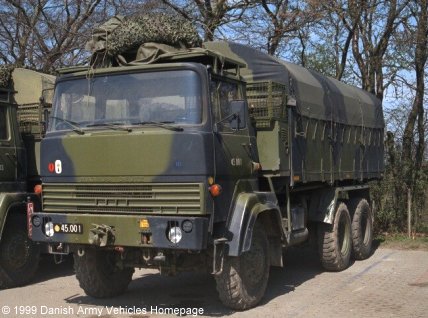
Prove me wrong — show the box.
[53,223,83,234]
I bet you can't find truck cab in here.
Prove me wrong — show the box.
[0,90,24,189]
[0,68,54,289]
[32,50,263,248]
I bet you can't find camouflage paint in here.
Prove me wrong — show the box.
[30,42,384,255]
[204,41,384,184]
[0,68,54,242]
[32,57,259,250]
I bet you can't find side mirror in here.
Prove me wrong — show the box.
[229,100,247,130]
[43,107,50,136]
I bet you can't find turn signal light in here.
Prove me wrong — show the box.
[34,184,42,195]
[209,184,222,197]
[208,176,214,185]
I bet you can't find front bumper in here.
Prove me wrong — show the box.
[30,213,209,251]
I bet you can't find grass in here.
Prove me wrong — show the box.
[374,232,428,251]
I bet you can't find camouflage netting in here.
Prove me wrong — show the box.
[86,13,201,58]
[0,65,15,88]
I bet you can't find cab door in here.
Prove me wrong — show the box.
[211,78,258,222]
[0,104,17,182]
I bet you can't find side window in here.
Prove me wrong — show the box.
[0,107,8,140]
[210,79,239,131]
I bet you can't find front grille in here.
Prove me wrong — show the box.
[42,183,205,214]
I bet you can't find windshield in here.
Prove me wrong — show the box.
[49,70,202,132]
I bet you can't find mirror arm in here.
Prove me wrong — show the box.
[215,112,238,127]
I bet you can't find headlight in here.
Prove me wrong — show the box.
[167,226,182,244]
[45,222,54,237]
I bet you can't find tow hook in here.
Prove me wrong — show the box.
[88,224,115,247]
[48,243,70,264]
[48,243,70,255]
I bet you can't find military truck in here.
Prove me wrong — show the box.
[0,67,55,288]
[29,37,383,309]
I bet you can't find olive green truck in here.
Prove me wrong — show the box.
[29,41,384,309]
[0,68,54,288]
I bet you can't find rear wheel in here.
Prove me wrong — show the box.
[318,202,352,271]
[349,198,373,260]
[74,248,134,298]
[0,218,40,288]
[215,223,270,310]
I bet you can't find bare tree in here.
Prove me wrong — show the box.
[256,0,321,56]
[401,0,427,234]
[365,0,427,233]
[286,0,363,80]
[0,0,147,72]
[402,0,427,173]
[350,0,410,100]
[316,0,363,80]
[160,0,251,41]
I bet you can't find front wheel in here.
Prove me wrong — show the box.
[0,221,40,289]
[74,248,134,298]
[215,223,270,310]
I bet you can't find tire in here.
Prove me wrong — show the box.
[215,223,270,310]
[74,248,134,298]
[318,202,352,271]
[349,198,373,260]
[0,220,40,289]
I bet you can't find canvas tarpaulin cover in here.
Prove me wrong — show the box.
[203,41,384,129]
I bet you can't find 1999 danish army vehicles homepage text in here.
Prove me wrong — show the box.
[30,40,384,309]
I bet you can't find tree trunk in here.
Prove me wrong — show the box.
[408,187,412,238]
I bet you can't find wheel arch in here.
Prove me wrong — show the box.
[225,192,284,261]
[308,185,370,225]
[0,193,40,241]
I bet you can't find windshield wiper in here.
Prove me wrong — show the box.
[86,122,132,132]
[132,121,183,132]
[50,116,84,135]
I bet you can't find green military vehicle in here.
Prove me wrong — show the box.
[29,24,383,309]
[0,67,55,288]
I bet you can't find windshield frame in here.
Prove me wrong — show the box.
[48,63,210,134]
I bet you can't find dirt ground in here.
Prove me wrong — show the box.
[0,246,427,318]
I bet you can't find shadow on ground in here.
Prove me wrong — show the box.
[32,254,75,284]
[64,246,324,316]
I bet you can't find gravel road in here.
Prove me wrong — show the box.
[1,246,427,318]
